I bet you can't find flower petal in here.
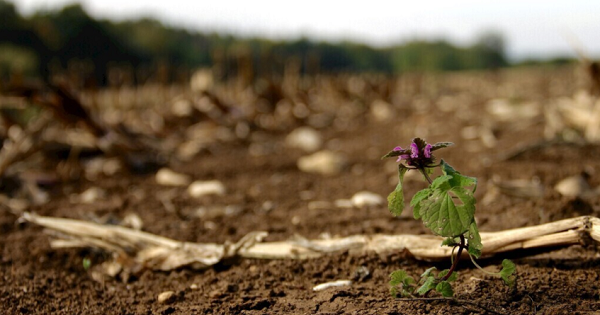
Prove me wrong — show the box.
[424,144,432,158]
[410,142,419,158]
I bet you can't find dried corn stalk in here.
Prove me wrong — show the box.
[22,213,600,278]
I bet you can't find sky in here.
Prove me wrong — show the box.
[13,0,600,61]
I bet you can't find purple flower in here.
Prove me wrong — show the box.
[396,154,410,162]
[424,144,432,158]
[384,138,451,168]
[410,142,419,158]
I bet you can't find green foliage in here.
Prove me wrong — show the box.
[390,267,459,298]
[467,222,483,258]
[416,276,437,295]
[413,161,477,237]
[387,165,408,216]
[441,237,459,247]
[435,281,454,297]
[386,139,516,300]
[438,269,457,282]
[0,1,513,82]
[82,257,91,270]
[500,259,517,288]
[389,270,415,297]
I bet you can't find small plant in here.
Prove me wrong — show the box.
[383,138,516,298]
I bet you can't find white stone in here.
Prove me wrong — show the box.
[157,291,176,304]
[172,99,193,117]
[285,127,323,152]
[370,99,393,122]
[79,187,105,204]
[351,191,384,207]
[297,150,345,175]
[155,168,191,187]
[188,180,226,198]
[312,280,352,291]
[554,175,591,198]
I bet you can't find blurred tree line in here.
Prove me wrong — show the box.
[0,1,566,86]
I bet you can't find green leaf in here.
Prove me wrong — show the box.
[467,222,483,258]
[430,174,453,189]
[416,276,436,296]
[431,142,454,151]
[438,269,458,282]
[435,281,454,297]
[441,237,459,247]
[389,270,410,286]
[441,160,477,192]
[388,165,408,216]
[421,267,437,278]
[418,184,476,237]
[500,259,517,288]
[389,270,415,297]
[82,257,91,271]
[410,188,431,219]
[415,161,477,237]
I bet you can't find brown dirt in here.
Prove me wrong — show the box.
[3,67,600,314]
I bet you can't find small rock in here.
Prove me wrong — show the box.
[157,291,176,304]
[352,266,371,281]
[297,150,346,175]
[156,168,191,187]
[370,99,393,122]
[312,280,352,291]
[351,191,384,207]
[554,175,591,198]
[209,289,225,299]
[189,284,199,290]
[285,127,323,152]
[172,99,193,117]
[188,180,226,198]
[79,187,106,204]
[122,213,143,230]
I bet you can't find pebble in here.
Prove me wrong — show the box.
[312,280,352,291]
[285,127,323,152]
[171,99,193,117]
[189,284,199,290]
[370,99,393,122]
[297,150,346,175]
[188,180,226,198]
[157,291,176,304]
[156,168,191,187]
[554,175,591,198]
[78,187,106,204]
[351,191,384,207]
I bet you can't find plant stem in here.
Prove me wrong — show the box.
[442,235,465,281]
[420,168,433,184]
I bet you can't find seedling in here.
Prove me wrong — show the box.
[383,138,516,298]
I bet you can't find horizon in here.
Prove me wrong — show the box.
[12,0,600,62]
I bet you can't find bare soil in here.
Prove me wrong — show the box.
[2,67,600,314]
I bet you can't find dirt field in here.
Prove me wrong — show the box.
[2,66,600,314]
